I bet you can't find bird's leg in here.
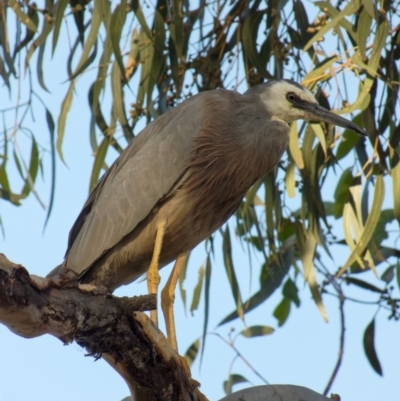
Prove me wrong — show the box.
[147,220,166,326]
[161,252,188,351]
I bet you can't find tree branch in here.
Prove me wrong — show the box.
[0,254,335,401]
[0,254,206,401]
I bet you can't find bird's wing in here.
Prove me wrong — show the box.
[64,93,209,275]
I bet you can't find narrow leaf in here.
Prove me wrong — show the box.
[57,81,75,163]
[190,264,205,313]
[239,325,274,338]
[52,0,69,53]
[273,298,291,327]
[110,0,127,79]
[338,175,385,276]
[390,146,400,224]
[357,8,372,60]
[43,108,56,229]
[363,319,383,375]
[381,265,395,284]
[289,121,304,169]
[304,2,357,51]
[223,226,244,320]
[8,0,37,32]
[346,277,383,293]
[178,252,190,314]
[111,61,128,126]
[310,122,327,158]
[218,256,290,326]
[200,255,211,366]
[295,222,328,322]
[285,158,296,198]
[282,278,300,307]
[89,136,110,191]
[224,374,249,395]
[184,338,200,368]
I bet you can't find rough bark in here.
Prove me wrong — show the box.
[0,254,205,401]
[0,254,335,401]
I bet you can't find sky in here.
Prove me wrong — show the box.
[1,3,399,401]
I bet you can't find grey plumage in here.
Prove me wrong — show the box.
[48,79,366,349]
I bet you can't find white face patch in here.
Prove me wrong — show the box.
[260,81,318,123]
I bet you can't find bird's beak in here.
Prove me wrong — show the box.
[295,101,368,136]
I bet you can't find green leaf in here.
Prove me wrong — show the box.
[239,325,275,338]
[285,158,296,198]
[310,122,327,158]
[25,14,53,68]
[390,145,400,225]
[57,81,75,163]
[178,252,190,314]
[111,61,128,126]
[295,222,328,322]
[242,11,273,79]
[373,209,395,246]
[21,137,39,197]
[381,265,395,284]
[146,10,166,104]
[336,116,363,160]
[396,264,400,290]
[218,255,290,326]
[333,169,353,219]
[369,20,389,74]
[363,318,383,375]
[223,374,249,395]
[69,31,99,80]
[110,0,127,80]
[357,8,372,61]
[169,0,184,59]
[282,278,300,307]
[345,277,384,293]
[338,79,372,115]
[303,56,337,87]
[289,121,304,169]
[338,175,385,276]
[37,43,50,92]
[200,255,212,366]
[52,0,69,53]
[223,226,244,320]
[184,338,200,368]
[8,0,38,32]
[190,264,205,314]
[131,0,152,39]
[273,297,291,327]
[43,108,56,229]
[293,0,312,45]
[304,1,358,52]
[89,136,110,191]
[362,0,376,18]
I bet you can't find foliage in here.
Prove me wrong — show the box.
[1,0,400,393]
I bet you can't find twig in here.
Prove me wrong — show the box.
[209,332,269,385]
[323,290,345,396]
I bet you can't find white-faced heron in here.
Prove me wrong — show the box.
[49,79,366,350]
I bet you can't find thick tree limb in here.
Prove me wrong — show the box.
[0,254,205,401]
[0,254,336,401]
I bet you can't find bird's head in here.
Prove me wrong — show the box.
[250,79,367,136]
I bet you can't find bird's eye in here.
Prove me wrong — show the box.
[286,92,297,102]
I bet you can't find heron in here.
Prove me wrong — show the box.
[48,79,366,351]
